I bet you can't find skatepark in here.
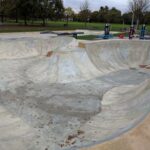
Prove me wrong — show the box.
[0,32,149,150]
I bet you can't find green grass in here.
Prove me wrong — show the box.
[77,32,131,40]
[77,33,123,40]
[1,20,150,33]
[45,21,130,31]
[77,35,97,40]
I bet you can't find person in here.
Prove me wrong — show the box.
[140,24,146,39]
[104,24,110,36]
[129,25,135,39]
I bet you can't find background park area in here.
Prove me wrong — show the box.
[0,0,150,35]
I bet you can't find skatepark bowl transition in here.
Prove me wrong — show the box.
[0,32,150,150]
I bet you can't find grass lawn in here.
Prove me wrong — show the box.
[77,35,97,40]
[0,20,150,33]
[77,34,122,40]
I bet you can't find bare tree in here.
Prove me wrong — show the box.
[80,0,91,28]
[129,0,150,28]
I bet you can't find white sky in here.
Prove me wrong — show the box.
[63,0,129,13]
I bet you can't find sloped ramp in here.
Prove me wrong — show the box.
[0,36,149,150]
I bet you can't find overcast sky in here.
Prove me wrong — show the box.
[63,0,129,13]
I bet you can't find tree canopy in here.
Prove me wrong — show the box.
[0,0,64,25]
[129,0,150,27]
[1,0,150,26]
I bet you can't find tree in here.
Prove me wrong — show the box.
[38,0,50,26]
[72,13,79,22]
[122,12,133,24]
[99,6,109,23]
[54,0,64,20]
[0,0,65,25]
[144,11,150,23]
[79,0,91,27]
[129,0,150,28]
[30,0,39,23]
[18,0,33,25]
[90,11,99,22]
[0,0,10,22]
[64,7,74,25]
[38,0,64,25]
[108,7,122,23]
[7,0,20,23]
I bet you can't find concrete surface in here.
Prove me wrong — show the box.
[0,33,149,150]
[81,114,150,150]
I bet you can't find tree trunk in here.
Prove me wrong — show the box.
[42,17,46,26]
[85,21,87,28]
[24,15,27,26]
[15,9,18,23]
[31,18,34,24]
[1,12,4,23]
[136,18,139,29]
[16,16,18,23]
[67,15,69,26]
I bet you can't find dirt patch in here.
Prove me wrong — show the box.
[46,51,53,57]
[59,130,85,148]
[139,65,148,68]
[145,66,150,69]
[79,42,86,48]
[139,65,150,69]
